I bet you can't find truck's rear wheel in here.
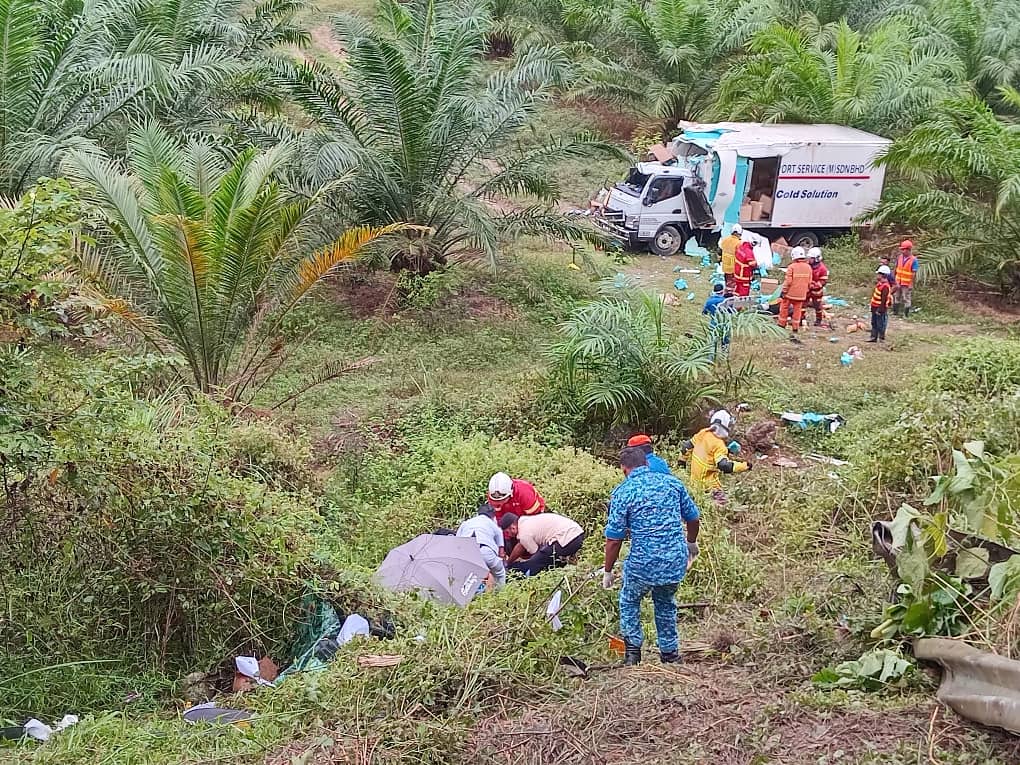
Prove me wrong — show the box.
[651,225,684,257]
[789,230,819,249]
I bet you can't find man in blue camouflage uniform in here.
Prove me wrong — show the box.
[602,446,701,665]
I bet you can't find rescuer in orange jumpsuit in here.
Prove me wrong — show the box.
[778,247,813,340]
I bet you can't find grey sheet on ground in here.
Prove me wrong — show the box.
[915,638,1020,735]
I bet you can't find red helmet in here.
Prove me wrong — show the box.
[627,434,652,447]
[899,240,913,249]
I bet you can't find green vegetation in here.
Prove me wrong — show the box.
[3,0,1020,762]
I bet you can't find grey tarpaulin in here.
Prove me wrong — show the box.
[915,638,1020,735]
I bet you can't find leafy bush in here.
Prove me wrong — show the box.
[228,419,317,491]
[0,349,343,715]
[541,281,780,439]
[0,179,81,339]
[922,337,1020,397]
[327,430,620,564]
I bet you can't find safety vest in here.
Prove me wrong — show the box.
[734,245,755,283]
[895,254,917,287]
[871,283,891,309]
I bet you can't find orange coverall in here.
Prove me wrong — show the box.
[779,261,813,332]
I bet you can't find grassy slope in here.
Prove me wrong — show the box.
[8,10,1020,765]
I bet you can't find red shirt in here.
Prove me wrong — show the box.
[488,478,545,538]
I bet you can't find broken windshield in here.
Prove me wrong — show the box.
[616,168,649,197]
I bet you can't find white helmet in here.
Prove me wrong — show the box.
[731,224,743,235]
[709,409,734,435]
[488,472,513,500]
[807,246,822,261]
[790,246,806,260]
[740,231,755,244]
[877,265,891,276]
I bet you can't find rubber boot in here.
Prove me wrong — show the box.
[904,307,911,319]
[623,643,641,666]
[660,650,683,664]
[893,304,901,317]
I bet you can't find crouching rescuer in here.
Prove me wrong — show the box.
[603,446,701,665]
[680,409,750,501]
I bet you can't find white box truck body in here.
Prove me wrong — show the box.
[595,122,891,256]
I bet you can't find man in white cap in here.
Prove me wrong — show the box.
[680,409,750,502]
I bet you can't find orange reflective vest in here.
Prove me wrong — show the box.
[720,234,740,275]
[895,254,917,287]
[734,243,756,283]
[871,283,892,310]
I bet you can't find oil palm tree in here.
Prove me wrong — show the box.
[877,0,1020,104]
[0,0,305,197]
[287,0,623,275]
[715,19,961,135]
[546,280,780,432]
[571,0,733,139]
[65,123,403,398]
[871,93,1020,296]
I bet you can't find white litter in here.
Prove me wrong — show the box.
[24,715,78,742]
[337,614,371,646]
[546,590,563,632]
[234,656,273,687]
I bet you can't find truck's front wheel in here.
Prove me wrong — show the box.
[651,225,684,257]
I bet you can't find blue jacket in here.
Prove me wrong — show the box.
[607,467,700,585]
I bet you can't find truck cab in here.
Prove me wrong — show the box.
[597,162,716,256]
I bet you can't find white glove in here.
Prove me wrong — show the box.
[601,569,615,589]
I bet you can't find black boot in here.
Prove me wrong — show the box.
[623,643,641,666]
[660,650,683,664]
[866,336,878,343]
[893,305,901,317]
[904,307,911,319]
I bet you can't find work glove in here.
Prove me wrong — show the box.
[745,462,753,471]
[601,569,615,590]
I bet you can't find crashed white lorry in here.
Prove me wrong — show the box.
[595,122,891,256]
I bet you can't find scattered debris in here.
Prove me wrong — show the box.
[22,715,78,742]
[779,411,845,433]
[805,454,849,466]
[673,278,688,290]
[233,656,279,692]
[773,457,799,468]
[357,654,404,668]
[558,656,588,678]
[916,638,1020,735]
[672,267,700,274]
[183,702,252,726]
[686,292,696,301]
[546,590,563,631]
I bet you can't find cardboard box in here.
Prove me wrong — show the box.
[760,278,779,293]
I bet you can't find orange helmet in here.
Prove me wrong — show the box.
[626,434,652,447]
[899,240,913,249]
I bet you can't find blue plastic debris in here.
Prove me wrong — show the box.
[825,298,849,307]
[684,239,710,258]
[674,278,688,291]
[840,352,853,366]
[687,292,696,301]
[727,441,740,454]
[613,273,628,289]
[751,280,761,292]
[772,252,782,266]
[700,255,711,267]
